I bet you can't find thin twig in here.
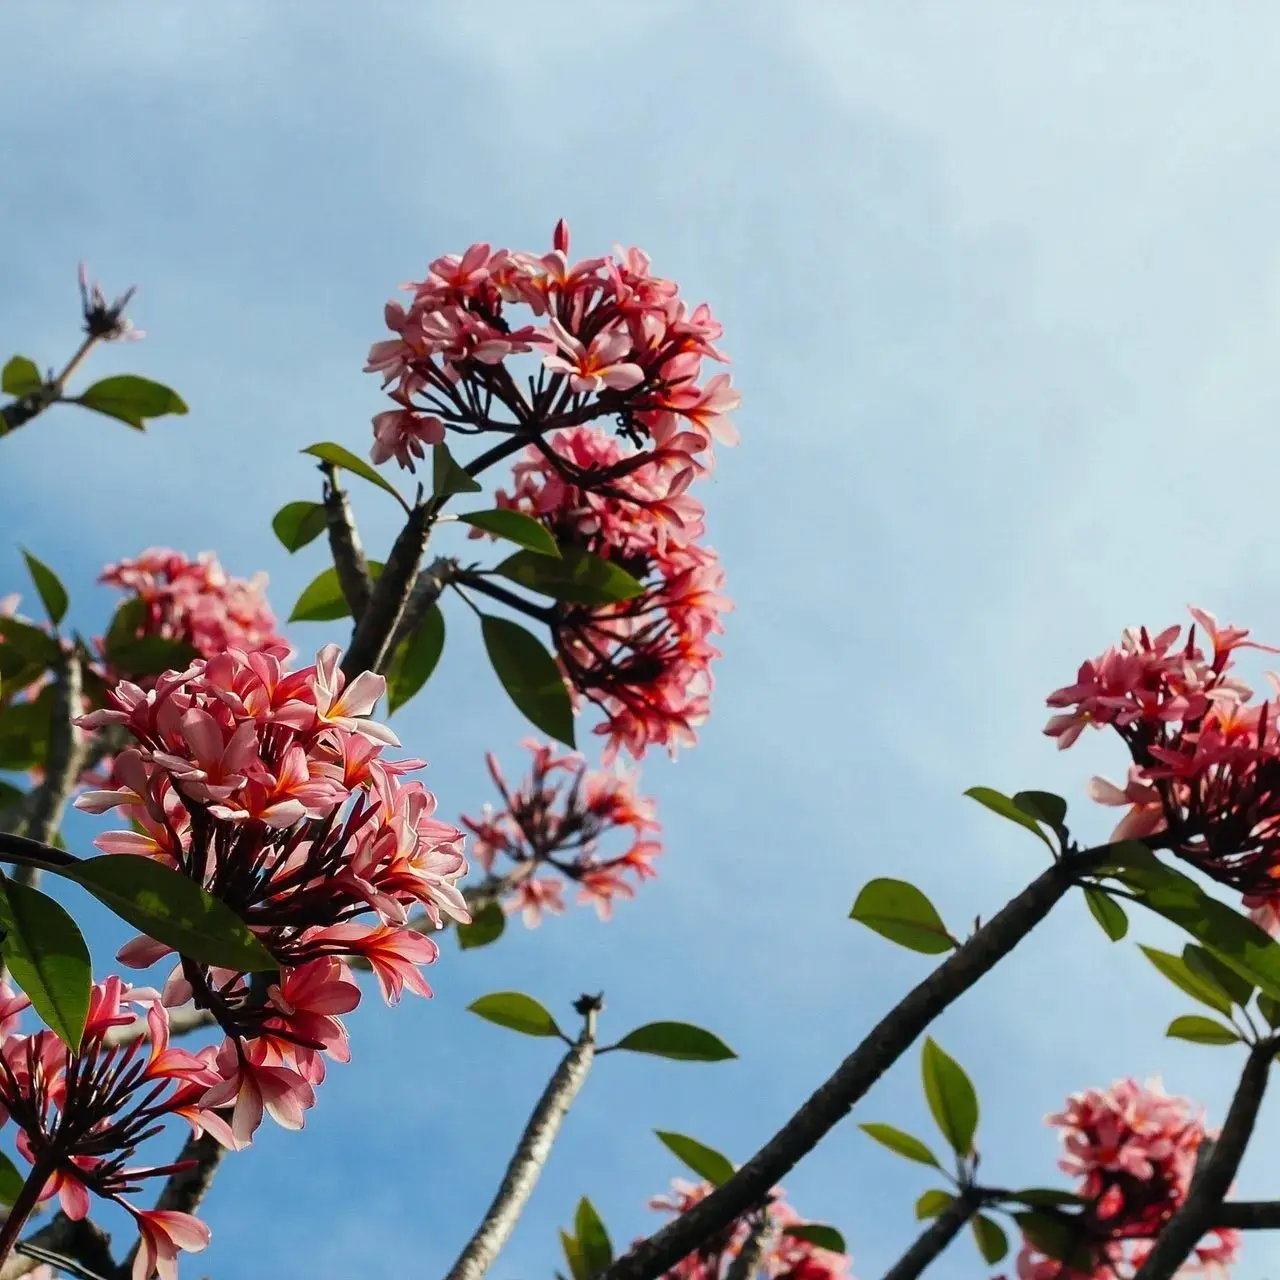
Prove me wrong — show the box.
[722,1209,773,1280]
[1132,1038,1276,1280]
[880,1191,978,1280]
[601,850,1108,1280]
[442,995,602,1280]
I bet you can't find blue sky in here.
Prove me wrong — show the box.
[5,4,1280,1278]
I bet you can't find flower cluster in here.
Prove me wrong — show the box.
[461,739,660,926]
[647,1179,855,1280]
[99,548,286,666]
[488,426,731,760]
[74,643,468,1149]
[1007,1078,1238,1278]
[0,977,220,1279]
[365,220,740,498]
[1046,606,1280,925]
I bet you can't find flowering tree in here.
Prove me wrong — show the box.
[4,234,1280,1280]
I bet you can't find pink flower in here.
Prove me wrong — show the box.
[311,644,400,746]
[370,407,445,471]
[202,1040,316,1145]
[504,875,566,928]
[128,1208,211,1280]
[310,922,438,1004]
[539,319,646,393]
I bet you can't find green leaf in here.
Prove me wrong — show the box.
[915,1190,956,1220]
[107,635,199,679]
[574,1198,613,1275]
[459,509,560,557]
[272,501,328,553]
[76,375,187,429]
[963,786,1054,850]
[1012,790,1068,834]
[432,442,483,496]
[467,991,562,1037]
[857,1123,941,1168]
[0,779,24,813]
[481,615,574,747]
[0,874,91,1051]
[1139,946,1233,1016]
[302,442,406,504]
[1183,944,1253,1007]
[0,615,61,667]
[560,1231,588,1280]
[782,1225,846,1254]
[921,1038,979,1157]
[456,900,506,951]
[1012,1213,1092,1272]
[289,562,385,623]
[612,1021,737,1062]
[972,1216,1009,1265]
[0,689,54,769]
[385,603,446,714]
[1167,1015,1241,1045]
[1259,993,1280,1028]
[20,550,67,626]
[496,547,645,606]
[58,854,277,972]
[849,878,956,954]
[654,1131,735,1186]
[0,1151,23,1206]
[2,356,42,396]
[1083,887,1128,941]
[102,596,147,659]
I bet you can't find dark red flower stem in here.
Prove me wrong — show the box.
[0,1155,59,1267]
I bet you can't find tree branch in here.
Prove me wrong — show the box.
[0,1213,116,1280]
[722,1209,772,1280]
[321,464,373,620]
[880,1192,978,1280]
[385,557,454,663]
[442,995,601,1280]
[601,851,1106,1280]
[341,502,433,679]
[1217,1200,1280,1229]
[1133,1037,1276,1280]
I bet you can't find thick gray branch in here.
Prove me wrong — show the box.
[385,556,454,663]
[601,852,1106,1280]
[443,997,600,1280]
[25,651,88,850]
[321,465,373,620]
[0,1213,115,1280]
[1133,1038,1275,1280]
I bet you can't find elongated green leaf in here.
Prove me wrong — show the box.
[0,779,23,812]
[103,596,147,660]
[432,442,483,496]
[1139,945,1233,1016]
[921,1038,979,1157]
[481,615,574,747]
[849,878,956,954]
[459,509,560,557]
[858,1123,941,1168]
[107,635,199,679]
[963,786,1054,850]
[1083,887,1128,941]
[467,991,561,1037]
[1012,790,1067,834]
[574,1198,613,1275]
[272,501,328,552]
[1183,944,1253,1007]
[58,855,276,972]
[0,688,54,769]
[1167,1015,1241,1045]
[654,1131,735,1186]
[0,615,61,667]
[20,550,67,626]
[612,1021,736,1062]
[915,1190,956,1220]
[560,1231,588,1280]
[2,356,42,396]
[1012,1189,1087,1209]
[1116,857,1280,1001]
[385,603,446,714]
[1013,1213,1092,1271]
[76,375,187,429]
[303,442,406,504]
[0,1150,23,1205]
[783,1225,846,1254]
[496,547,645,606]
[0,875,91,1050]
[456,900,506,951]
[972,1216,1009,1265]
[289,562,385,623]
